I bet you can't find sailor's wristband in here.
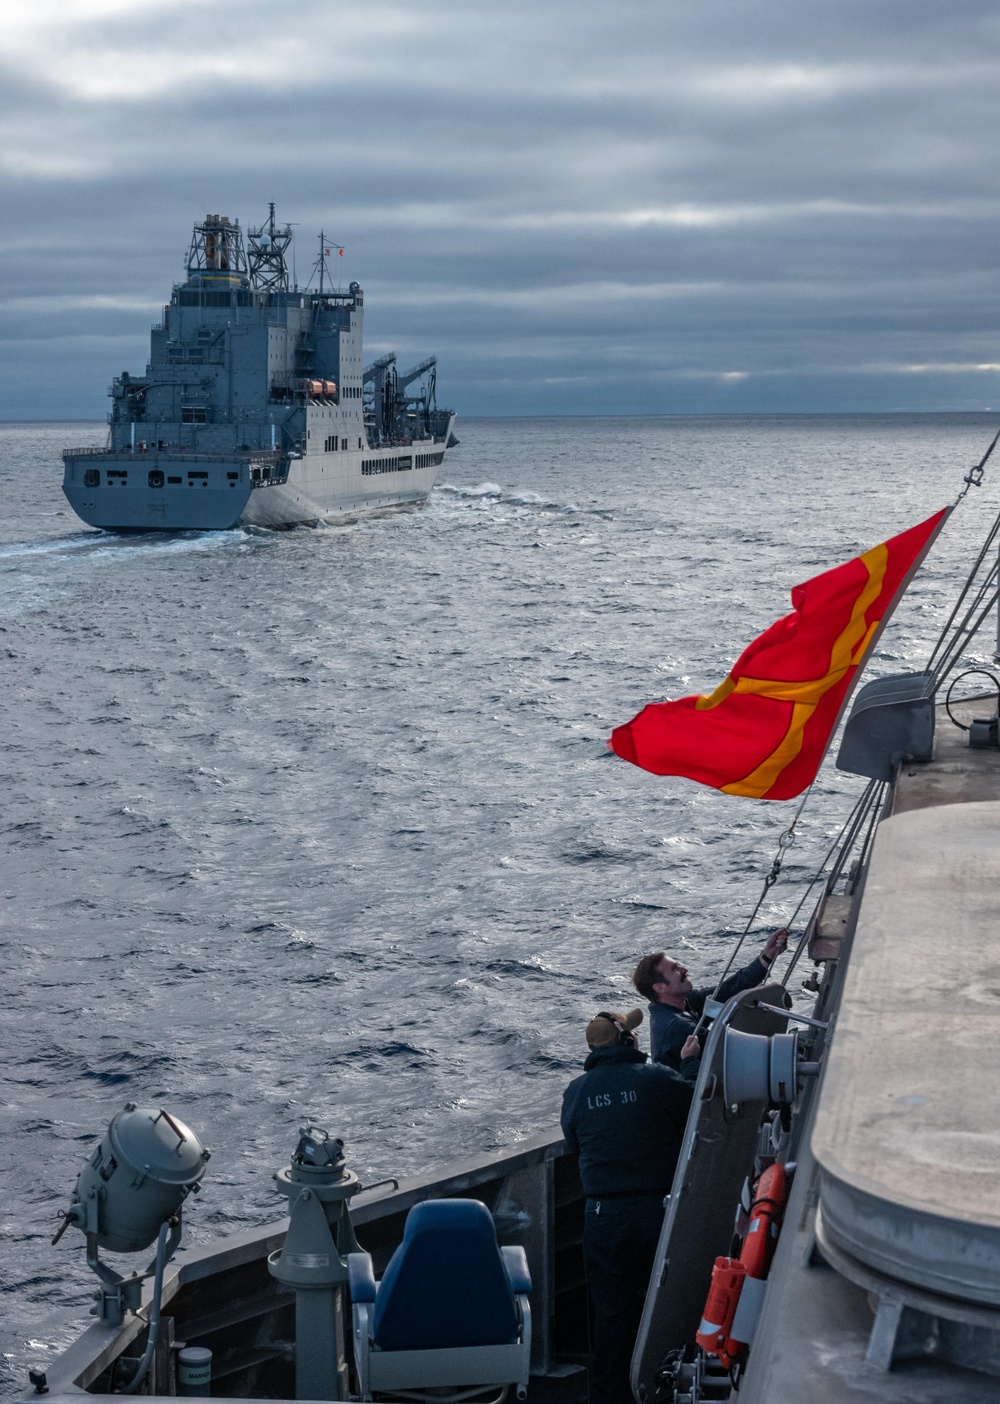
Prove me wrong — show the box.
[760,950,774,966]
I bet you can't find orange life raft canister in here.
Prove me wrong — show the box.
[695,1258,747,1357]
[696,1162,790,1369]
[735,1161,787,1280]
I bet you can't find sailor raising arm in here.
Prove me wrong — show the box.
[632,927,789,1072]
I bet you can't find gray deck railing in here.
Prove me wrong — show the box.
[62,448,282,464]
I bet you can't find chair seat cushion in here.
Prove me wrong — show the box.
[373,1199,519,1351]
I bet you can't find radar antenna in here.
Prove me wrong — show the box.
[248,203,293,291]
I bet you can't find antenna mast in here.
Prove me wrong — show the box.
[247,203,293,292]
[309,234,345,296]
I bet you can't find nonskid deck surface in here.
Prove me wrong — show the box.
[39,1387,586,1404]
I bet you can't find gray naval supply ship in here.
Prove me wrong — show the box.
[62,208,456,531]
[20,460,1000,1403]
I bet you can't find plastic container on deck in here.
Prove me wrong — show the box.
[177,1345,212,1397]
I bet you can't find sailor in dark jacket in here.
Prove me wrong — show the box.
[632,928,788,1072]
[561,1008,700,1404]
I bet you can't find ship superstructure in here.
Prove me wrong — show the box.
[63,208,455,531]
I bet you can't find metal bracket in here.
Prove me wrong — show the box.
[754,1003,830,1031]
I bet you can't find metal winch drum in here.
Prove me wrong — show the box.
[722,1028,801,1107]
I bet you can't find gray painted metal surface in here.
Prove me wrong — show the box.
[811,799,1000,1308]
[629,985,790,1402]
[735,1141,997,1403]
[18,1134,574,1401]
[62,212,455,532]
[736,705,1000,1400]
[836,671,935,781]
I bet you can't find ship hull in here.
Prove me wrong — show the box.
[62,422,453,532]
[240,443,447,528]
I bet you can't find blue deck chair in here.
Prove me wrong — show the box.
[348,1198,532,1401]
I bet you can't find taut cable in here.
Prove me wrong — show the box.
[778,780,885,986]
[690,788,811,1037]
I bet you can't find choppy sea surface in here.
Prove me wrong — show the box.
[2,412,998,1390]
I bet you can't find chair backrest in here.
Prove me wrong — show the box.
[373,1199,519,1351]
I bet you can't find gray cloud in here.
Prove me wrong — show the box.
[2,0,999,416]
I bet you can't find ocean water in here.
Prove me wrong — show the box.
[2,412,998,1390]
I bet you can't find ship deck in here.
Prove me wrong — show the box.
[27,1132,592,1403]
[740,700,1000,1402]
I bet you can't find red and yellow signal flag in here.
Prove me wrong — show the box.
[609,508,949,800]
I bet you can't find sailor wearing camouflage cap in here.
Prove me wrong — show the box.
[561,1008,700,1404]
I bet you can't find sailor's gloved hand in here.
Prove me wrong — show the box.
[762,927,789,964]
[680,1034,702,1061]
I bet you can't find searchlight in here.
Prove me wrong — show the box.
[53,1104,210,1391]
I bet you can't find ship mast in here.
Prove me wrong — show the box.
[310,234,345,298]
[247,203,293,292]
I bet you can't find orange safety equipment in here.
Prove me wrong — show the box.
[694,1257,747,1357]
[696,1163,791,1369]
[735,1161,787,1281]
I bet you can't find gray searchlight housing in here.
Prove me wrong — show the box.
[55,1104,210,1330]
[55,1104,210,1341]
[64,1103,210,1253]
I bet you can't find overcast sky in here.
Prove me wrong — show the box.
[3,0,999,418]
